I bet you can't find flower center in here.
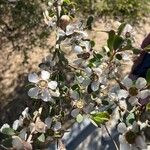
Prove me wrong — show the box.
[91,73,99,81]
[125,130,136,144]
[129,87,138,96]
[37,80,48,89]
[76,100,84,109]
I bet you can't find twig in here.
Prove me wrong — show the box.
[26,107,43,143]
[104,124,119,150]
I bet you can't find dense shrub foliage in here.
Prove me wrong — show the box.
[73,0,150,23]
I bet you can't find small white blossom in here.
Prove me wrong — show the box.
[28,70,58,102]
[121,77,149,106]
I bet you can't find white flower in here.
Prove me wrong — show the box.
[122,24,133,37]
[28,70,58,102]
[118,122,147,150]
[57,22,88,46]
[121,77,149,106]
[86,67,105,92]
[71,100,84,118]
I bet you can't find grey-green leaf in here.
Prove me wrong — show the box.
[1,128,15,136]
[38,134,45,143]
[76,114,84,123]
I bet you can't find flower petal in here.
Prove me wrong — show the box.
[48,81,58,90]
[45,117,52,129]
[119,142,130,150]
[83,103,94,113]
[70,90,79,100]
[135,135,147,149]
[12,136,24,150]
[28,73,39,83]
[138,90,150,99]
[117,89,129,99]
[73,45,83,53]
[93,68,102,75]
[19,129,27,140]
[91,81,100,92]
[22,107,29,119]
[121,77,132,89]
[128,97,139,106]
[135,77,147,89]
[123,24,133,33]
[28,87,39,98]
[117,122,127,133]
[53,122,61,131]
[13,120,20,130]
[40,90,51,102]
[71,108,80,117]
[41,70,50,80]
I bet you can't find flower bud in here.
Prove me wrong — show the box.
[35,119,47,133]
[59,15,70,31]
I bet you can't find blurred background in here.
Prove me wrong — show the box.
[0,0,150,148]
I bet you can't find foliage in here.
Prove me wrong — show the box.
[73,0,150,23]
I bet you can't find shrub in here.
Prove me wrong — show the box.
[73,0,150,23]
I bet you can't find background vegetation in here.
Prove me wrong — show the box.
[74,0,150,23]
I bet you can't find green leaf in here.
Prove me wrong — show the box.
[1,128,15,136]
[71,84,80,90]
[117,23,127,36]
[113,35,124,50]
[94,53,103,60]
[38,134,45,143]
[63,0,71,4]
[146,69,150,83]
[90,112,110,126]
[144,44,150,52]
[132,48,141,54]
[76,114,84,123]
[146,102,150,111]
[86,16,94,30]
[115,54,122,60]
[90,40,95,47]
[126,113,135,126]
[1,138,12,148]
[107,30,116,51]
